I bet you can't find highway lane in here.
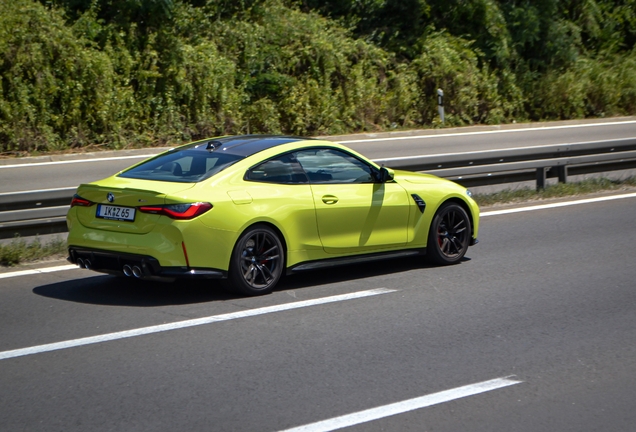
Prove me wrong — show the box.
[1,117,635,193]
[0,194,635,431]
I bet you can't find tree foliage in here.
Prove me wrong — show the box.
[0,0,635,154]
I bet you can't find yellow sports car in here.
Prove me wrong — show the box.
[67,135,479,295]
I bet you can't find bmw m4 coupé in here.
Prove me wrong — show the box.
[67,135,479,295]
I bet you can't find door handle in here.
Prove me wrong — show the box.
[321,195,339,205]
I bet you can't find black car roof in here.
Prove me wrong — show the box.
[186,135,312,157]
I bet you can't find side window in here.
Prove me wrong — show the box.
[119,149,243,183]
[295,148,376,184]
[155,155,223,178]
[246,153,308,184]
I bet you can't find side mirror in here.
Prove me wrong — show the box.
[378,166,394,183]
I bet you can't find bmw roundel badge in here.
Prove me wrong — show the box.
[107,193,115,203]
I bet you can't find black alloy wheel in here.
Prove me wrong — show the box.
[427,202,471,265]
[226,225,284,296]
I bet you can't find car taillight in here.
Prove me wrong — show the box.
[138,202,212,220]
[70,194,94,207]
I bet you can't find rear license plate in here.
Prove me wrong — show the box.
[96,204,136,221]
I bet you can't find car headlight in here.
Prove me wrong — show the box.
[466,189,473,198]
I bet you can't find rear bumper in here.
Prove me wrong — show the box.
[68,247,226,281]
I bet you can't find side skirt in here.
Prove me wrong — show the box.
[287,249,426,274]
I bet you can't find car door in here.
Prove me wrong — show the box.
[295,148,410,254]
[243,152,323,256]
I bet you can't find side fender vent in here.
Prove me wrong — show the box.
[411,194,426,213]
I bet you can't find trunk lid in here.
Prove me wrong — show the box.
[74,177,196,234]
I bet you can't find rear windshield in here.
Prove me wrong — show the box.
[118,149,244,183]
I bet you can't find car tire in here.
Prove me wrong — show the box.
[427,202,471,265]
[225,225,285,296]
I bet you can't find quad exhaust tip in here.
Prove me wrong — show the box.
[75,258,139,276]
[132,266,142,278]
[122,264,143,278]
[75,258,93,270]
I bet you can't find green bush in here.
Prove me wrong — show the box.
[527,49,636,120]
[0,0,635,155]
[0,0,124,153]
[409,32,524,126]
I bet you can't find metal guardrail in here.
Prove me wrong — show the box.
[374,137,636,188]
[1,138,635,239]
[0,187,76,239]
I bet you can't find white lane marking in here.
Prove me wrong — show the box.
[338,120,636,143]
[0,154,158,169]
[0,186,76,196]
[279,376,522,432]
[0,264,77,280]
[0,288,397,361]
[481,192,636,217]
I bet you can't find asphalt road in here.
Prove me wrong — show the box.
[1,117,635,193]
[1,193,635,431]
